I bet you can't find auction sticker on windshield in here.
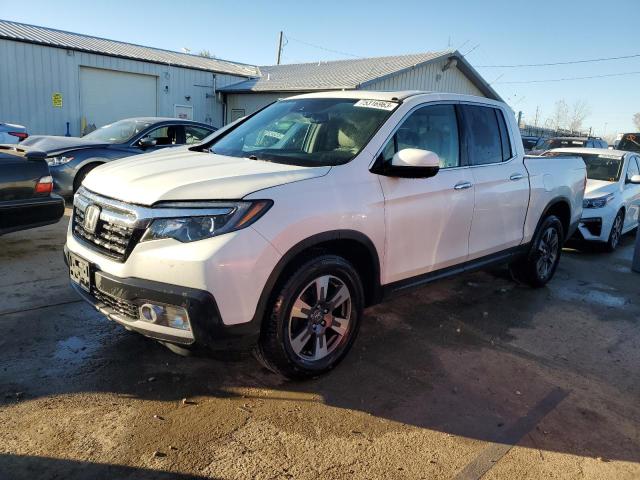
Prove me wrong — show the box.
[353,99,398,111]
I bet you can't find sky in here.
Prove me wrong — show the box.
[4,0,639,136]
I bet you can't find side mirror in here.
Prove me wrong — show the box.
[629,174,640,185]
[378,148,440,178]
[138,137,157,149]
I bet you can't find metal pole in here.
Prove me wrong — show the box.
[517,111,523,128]
[633,227,640,273]
[276,31,283,65]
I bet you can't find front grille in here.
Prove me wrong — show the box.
[93,287,139,320]
[72,191,146,262]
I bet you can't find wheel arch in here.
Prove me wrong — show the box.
[251,230,382,328]
[540,197,572,240]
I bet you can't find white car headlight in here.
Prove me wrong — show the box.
[46,155,74,166]
[583,193,614,209]
[141,200,272,243]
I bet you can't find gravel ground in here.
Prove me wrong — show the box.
[1,211,639,479]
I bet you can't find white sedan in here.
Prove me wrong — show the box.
[549,148,640,251]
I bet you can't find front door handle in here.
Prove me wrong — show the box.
[510,173,525,181]
[454,181,473,190]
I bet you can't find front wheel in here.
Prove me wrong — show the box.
[510,215,564,288]
[256,255,364,380]
[604,210,624,252]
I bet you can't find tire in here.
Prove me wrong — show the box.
[604,210,624,252]
[73,163,101,193]
[256,254,364,380]
[510,215,564,288]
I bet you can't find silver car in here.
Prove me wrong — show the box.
[0,122,28,144]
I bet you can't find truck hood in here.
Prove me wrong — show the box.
[584,179,619,198]
[19,135,110,155]
[82,149,330,205]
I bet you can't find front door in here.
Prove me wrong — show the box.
[623,156,640,230]
[377,103,475,284]
[461,104,529,259]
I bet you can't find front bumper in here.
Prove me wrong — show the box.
[573,205,617,242]
[0,194,65,235]
[64,248,260,349]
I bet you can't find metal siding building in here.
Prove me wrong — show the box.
[0,20,501,136]
[0,20,255,136]
[220,51,499,123]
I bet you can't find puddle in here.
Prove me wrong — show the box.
[553,285,628,309]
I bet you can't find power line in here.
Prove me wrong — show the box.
[476,53,640,68]
[496,70,640,84]
[285,35,361,59]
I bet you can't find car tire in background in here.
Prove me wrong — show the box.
[73,163,101,193]
[256,254,364,380]
[604,210,625,252]
[510,215,564,288]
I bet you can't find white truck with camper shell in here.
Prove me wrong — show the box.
[65,91,586,379]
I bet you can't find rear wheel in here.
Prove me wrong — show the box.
[73,163,101,193]
[605,210,624,252]
[510,215,564,288]
[256,255,364,380]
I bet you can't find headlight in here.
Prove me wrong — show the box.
[46,155,74,166]
[141,200,272,243]
[583,193,614,209]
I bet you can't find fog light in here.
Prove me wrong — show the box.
[138,302,191,331]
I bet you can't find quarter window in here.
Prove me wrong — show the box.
[381,104,460,169]
[626,156,640,182]
[462,105,503,165]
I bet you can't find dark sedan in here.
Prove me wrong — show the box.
[19,118,216,197]
[0,146,65,235]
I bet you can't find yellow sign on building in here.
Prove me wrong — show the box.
[52,92,63,108]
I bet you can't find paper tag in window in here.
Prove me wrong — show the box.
[353,99,397,111]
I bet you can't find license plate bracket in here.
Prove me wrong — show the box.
[69,252,92,292]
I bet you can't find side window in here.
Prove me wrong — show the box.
[185,126,212,145]
[145,125,184,145]
[462,105,503,165]
[381,104,460,168]
[495,109,512,161]
[626,156,640,182]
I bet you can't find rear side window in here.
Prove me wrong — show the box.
[461,105,503,165]
[495,110,512,160]
[185,126,212,144]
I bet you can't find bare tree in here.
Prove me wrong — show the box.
[547,100,569,130]
[633,113,640,131]
[198,50,215,58]
[568,100,591,132]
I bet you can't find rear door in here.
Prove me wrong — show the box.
[462,104,529,259]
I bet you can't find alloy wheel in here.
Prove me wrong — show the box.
[610,214,623,249]
[536,226,559,280]
[287,275,352,362]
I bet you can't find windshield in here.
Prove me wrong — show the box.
[617,133,640,152]
[538,138,586,150]
[210,98,398,166]
[83,119,154,144]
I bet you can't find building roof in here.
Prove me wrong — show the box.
[0,19,258,77]
[220,50,502,100]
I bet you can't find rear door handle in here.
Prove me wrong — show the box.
[454,181,473,190]
[510,173,524,181]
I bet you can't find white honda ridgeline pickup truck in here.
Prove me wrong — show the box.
[65,91,586,379]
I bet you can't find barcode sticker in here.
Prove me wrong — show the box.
[353,99,398,111]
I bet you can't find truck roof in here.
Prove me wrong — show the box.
[551,147,628,157]
[287,90,508,108]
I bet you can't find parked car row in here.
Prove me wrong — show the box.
[525,136,608,155]
[2,92,639,380]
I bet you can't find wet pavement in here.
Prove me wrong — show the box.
[1,211,639,479]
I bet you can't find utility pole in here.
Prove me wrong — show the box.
[276,31,284,65]
[534,106,540,127]
[517,111,523,128]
